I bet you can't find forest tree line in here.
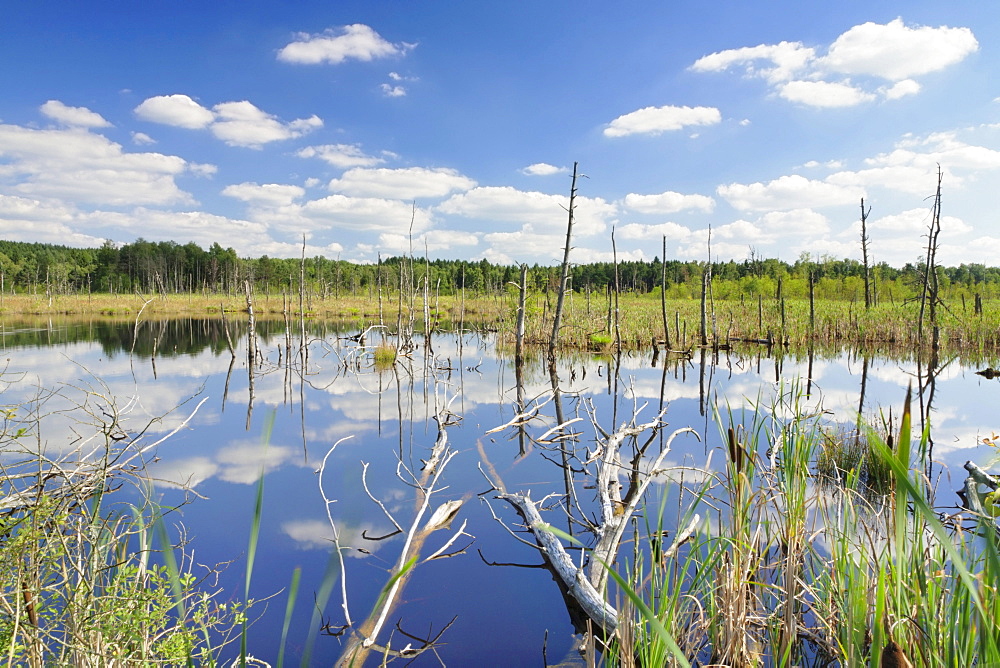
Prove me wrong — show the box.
[2,237,1000,303]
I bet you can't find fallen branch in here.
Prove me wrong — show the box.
[497,490,618,633]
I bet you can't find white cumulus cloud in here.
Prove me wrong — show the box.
[296,195,434,234]
[615,221,693,241]
[222,182,306,207]
[604,105,721,137]
[439,186,616,237]
[328,166,476,199]
[297,143,386,169]
[778,80,876,107]
[692,19,978,108]
[277,24,414,65]
[623,190,715,214]
[0,123,197,206]
[691,41,815,83]
[817,18,978,81]
[882,79,921,100]
[521,163,566,176]
[380,83,406,97]
[135,95,322,148]
[134,94,215,129]
[40,100,111,128]
[378,229,479,254]
[717,174,858,212]
[210,101,322,148]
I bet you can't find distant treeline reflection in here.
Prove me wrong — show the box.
[0,317,362,357]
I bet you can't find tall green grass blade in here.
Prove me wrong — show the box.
[871,403,998,659]
[302,547,344,667]
[537,521,692,667]
[153,512,197,667]
[241,409,276,665]
[277,566,301,668]
[602,560,691,668]
[154,513,185,618]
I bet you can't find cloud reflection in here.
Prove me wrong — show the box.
[281,518,393,558]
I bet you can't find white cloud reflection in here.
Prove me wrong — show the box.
[281,518,393,558]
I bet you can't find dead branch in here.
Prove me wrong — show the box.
[481,399,698,636]
[335,393,470,666]
[318,436,356,628]
[497,490,619,634]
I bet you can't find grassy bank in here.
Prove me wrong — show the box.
[4,290,1000,358]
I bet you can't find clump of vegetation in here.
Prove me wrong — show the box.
[373,342,397,369]
[816,424,894,496]
[0,378,251,665]
[588,332,614,352]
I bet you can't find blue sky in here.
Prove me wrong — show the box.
[1,2,998,267]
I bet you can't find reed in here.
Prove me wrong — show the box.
[603,386,1000,665]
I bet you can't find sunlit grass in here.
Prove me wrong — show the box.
[373,342,398,369]
[6,290,1000,356]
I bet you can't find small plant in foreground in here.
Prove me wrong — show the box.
[0,377,250,665]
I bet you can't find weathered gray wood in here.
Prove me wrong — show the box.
[497,490,619,633]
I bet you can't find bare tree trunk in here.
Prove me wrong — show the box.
[918,166,943,350]
[611,226,621,350]
[299,235,307,368]
[660,236,671,349]
[700,226,713,347]
[809,271,816,334]
[860,197,873,309]
[549,162,578,360]
[516,264,527,360]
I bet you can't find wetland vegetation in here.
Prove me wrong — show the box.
[2,228,1000,664]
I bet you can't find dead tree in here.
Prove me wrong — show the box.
[918,166,943,349]
[328,393,471,665]
[611,226,621,349]
[860,198,874,309]
[660,236,672,350]
[700,226,713,347]
[481,398,698,640]
[549,162,579,361]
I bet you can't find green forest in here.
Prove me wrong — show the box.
[2,237,999,303]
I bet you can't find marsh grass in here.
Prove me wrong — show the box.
[372,342,398,370]
[815,423,895,497]
[603,387,1000,666]
[11,291,1000,357]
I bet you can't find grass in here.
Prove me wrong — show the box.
[372,342,397,369]
[602,386,1000,666]
[6,289,1000,359]
[815,422,895,497]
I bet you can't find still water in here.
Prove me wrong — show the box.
[1,316,998,665]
